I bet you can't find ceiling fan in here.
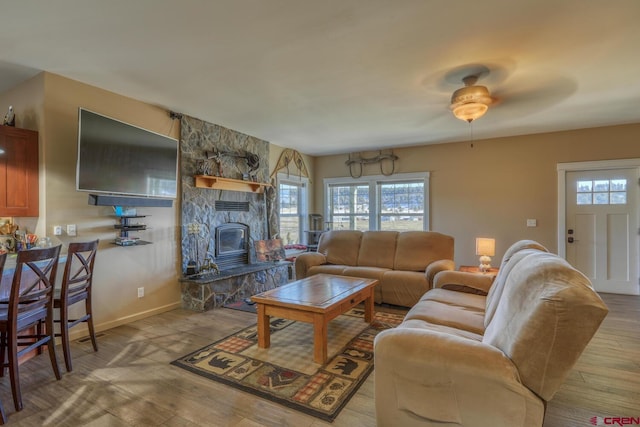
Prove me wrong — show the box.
[449,74,493,123]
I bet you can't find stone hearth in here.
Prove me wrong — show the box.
[180,262,291,312]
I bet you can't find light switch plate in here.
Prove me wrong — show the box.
[526,219,537,227]
[67,224,77,236]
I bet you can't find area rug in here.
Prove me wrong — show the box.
[171,309,404,422]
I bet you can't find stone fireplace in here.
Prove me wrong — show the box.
[178,116,290,311]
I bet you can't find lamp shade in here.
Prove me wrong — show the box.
[475,238,495,257]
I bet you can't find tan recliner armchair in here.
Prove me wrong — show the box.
[374,241,608,427]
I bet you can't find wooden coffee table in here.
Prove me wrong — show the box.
[250,274,378,364]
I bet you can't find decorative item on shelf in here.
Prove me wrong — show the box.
[476,237,496,272]
[2,105,15,126]
[309,214,323,231]
[345,150,398,178]
[270,148,310,181]
[255,238,285,262]
[205,148,260,179]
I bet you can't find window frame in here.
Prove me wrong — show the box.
[323,172,430,231]
[277,173,309,244]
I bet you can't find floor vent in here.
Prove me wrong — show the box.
[215,201,250,212]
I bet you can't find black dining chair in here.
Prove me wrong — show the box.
[0,245,62,412]
[54,240,99,372]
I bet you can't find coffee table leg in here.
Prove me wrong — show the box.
[257,303,270,348]
[364,291,374,323]
[313,314,328,364]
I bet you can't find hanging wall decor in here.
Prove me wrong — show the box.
[270,148,310,181]
[345,150,398,178]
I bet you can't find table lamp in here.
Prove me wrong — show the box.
[476,237,495,272]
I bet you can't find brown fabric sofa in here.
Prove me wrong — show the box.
[374,240,608,427]
[294,230,455,307]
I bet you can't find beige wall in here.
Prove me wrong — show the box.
[1,72,181,336]
[314,125,640,266]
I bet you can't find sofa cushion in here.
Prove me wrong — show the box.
[380,270,430,307]
[394,231,454,272]
[341,266,390,303]
[423,288,486,312]
[482,251,609,400]
[308,264,347,277]
[404,299,485,335]
[357,231,397,268]
[399,318,483,342]
[317,230,362,266]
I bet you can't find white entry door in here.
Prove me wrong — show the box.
[565,168,639,294]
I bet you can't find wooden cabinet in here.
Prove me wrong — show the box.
[0,126,39,217]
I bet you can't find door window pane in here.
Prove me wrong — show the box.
[593,180,609,192]
[610,192,627,204]
[611,179,627,191]
[577,181,592,192]
[594,193,609,205]
[577,193,592,205]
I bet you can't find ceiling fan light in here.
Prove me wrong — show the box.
[450,84,492,123]
[452,102,488,123]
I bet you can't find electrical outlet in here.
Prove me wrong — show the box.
[53,225,62,236]
[67,224,77,236]
[137,287,144,298]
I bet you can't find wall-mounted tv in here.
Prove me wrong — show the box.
[76,108,178,199]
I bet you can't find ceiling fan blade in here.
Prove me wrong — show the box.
[490,75,577,118]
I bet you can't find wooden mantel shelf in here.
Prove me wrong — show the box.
[194,175,271,193]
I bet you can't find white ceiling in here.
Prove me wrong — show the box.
[1,0,639,155]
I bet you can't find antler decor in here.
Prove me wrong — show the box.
[270,148,310,181]
[204,148,260,179]
[345,150,398,178]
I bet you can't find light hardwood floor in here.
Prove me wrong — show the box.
[0,293,637,426]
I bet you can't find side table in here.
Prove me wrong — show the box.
[459,265,499,276]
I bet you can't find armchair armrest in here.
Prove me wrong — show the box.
[294,252,327,279]
[433,270,494,295]
[425,259,455,287]
[374,328,544,427]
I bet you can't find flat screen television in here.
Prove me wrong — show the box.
[76,108,178,199]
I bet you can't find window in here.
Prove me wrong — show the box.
[278,175,308,244]
[379,181,425,231]
[577,179,627,205]
[325,172,429,231]
[326,184,370,230]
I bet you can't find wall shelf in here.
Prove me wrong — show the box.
[114,215,151,246]
[194,175,271,193]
